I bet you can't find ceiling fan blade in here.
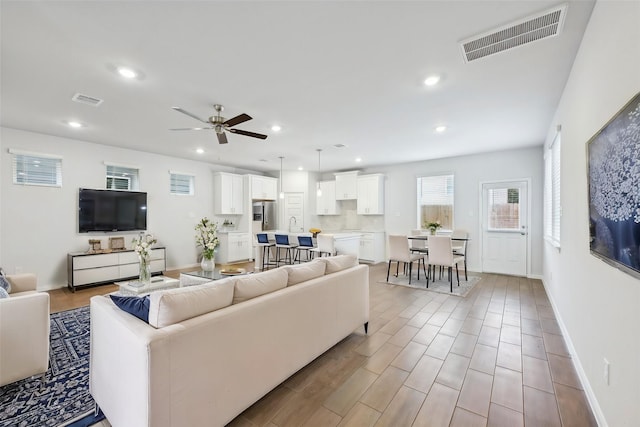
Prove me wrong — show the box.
[217,132,228,144]
[224,113,252,127]
[229,128,268,140]
[172,107,209,124]
[169,127,212,131]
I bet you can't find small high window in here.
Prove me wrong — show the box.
[106,164,139,190]
[11,150,62,187]
[170,172,194,195]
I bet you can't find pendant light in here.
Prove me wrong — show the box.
[316,149,322,197]
[279,156,285,199]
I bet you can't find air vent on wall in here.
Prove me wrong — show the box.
[460,4,567,63]
[72,93,104,107]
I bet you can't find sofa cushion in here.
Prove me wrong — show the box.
[283,259,326,286]
[110,294,150,323]
[148,278,235,328]
[232,268,288,304]
[318,254,359,274]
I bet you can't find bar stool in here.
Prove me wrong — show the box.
[310,234,336,258]
[256,233,275,271]
[275,234,298,266]
[295,235,315,263]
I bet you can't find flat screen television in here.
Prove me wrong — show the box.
[78,188,147,233]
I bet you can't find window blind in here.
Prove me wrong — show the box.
[417,174,454,230]
[12,152,62,187]
[106,165,139,190]
[170,173,194,195]
[551,133,561,246]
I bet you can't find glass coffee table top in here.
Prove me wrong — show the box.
[179,268,249,286]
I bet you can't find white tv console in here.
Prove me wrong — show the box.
[67,247,166,292]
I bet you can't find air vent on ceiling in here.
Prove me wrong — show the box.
[333,144,348,148]
[72,93,104,107]
[460,4,567,63]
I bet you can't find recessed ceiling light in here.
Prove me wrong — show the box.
[298,166,303,171]
[435,125,447,133]
[424,75,441,86]
[117,67,137,79]
[196,148,204,154]
[67,121,84,128]
[355,157,362,163]
[271,125,281,132]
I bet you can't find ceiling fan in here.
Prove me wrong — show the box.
[170,104,268,144]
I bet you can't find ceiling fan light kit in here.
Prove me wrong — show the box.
[170,104,268,144]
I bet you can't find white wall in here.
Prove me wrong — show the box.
[314,147,544,275]
[0,127,262,289]
[542,2,640,426]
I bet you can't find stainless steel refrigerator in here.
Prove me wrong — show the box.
[252,201,277,231]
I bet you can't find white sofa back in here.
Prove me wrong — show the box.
[90,256,368,427]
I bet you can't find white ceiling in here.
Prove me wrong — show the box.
[1,1,594,173]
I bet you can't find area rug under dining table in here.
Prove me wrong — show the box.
[379,268,481,297]
[0,305,105,427]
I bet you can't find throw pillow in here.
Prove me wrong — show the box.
[283,259,326,286]
[233,268,288,304]
[110,294,151,323]
[0,287,9,299]
[319,254,359,274]
[0,275,11,294]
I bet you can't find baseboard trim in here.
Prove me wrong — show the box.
[540,277,608,427]
[528,273,544,280]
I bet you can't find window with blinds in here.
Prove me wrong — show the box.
[487,188,520,230]
[544,130,561,247]
[417,174,454,230]
[106,165,139,190]
[11,151,62,187]
[170,172,194,195]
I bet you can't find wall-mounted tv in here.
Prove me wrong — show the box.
[588,92,640,279]
[79,188,147,233]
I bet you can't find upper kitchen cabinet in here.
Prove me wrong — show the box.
[334,171,359,200]
[250,175,278,200]
[317,181,341,215]
[357,174,384,215]
[213,172,244,215]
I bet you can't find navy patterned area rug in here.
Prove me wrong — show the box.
[0,306,105,427]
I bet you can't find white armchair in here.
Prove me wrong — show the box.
[0,273,50,386]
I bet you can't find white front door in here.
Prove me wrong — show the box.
[481,180,528,276]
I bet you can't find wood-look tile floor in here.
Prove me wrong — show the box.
[48,262,597,427]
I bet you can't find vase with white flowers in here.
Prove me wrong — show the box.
[195,217,219,271]
[131,233,157,286]
[425,221,442,235]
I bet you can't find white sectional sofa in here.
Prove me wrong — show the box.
[90,255,369,427]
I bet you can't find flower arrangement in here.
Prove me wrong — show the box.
[195,217,219,260]
[425,221,441,234]
[309,227,322,238]
[131,233,157,260]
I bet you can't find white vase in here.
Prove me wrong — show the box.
[201,257,215,272]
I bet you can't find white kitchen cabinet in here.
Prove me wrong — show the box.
[357,174,384,215]
[316,181,340,215]
[67,247,166,291]
[250,175,278,200]
[213,172,244,215]
[359,232,386,263]
[217,232,252,263]
[334,171,359,200]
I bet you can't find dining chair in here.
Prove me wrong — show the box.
[256,233,275,271]
[410,229,428,254]
[387,235,427,285]
[451,229,469,280]
[295,235,315,263]
[310,234,336,258]
[427,235,465,292]
[275,234,298,266]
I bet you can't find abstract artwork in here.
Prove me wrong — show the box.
[588,92,640,278]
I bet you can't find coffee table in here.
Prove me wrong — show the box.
[115,275,180,296]
[180,268,248,287]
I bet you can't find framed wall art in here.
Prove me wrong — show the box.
[587,91,640,278]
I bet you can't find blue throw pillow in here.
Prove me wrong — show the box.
[0,275,11,293]
[0,287,9,299]
[110,295,150,323]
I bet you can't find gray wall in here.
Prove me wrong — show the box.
[542,1,640,425]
